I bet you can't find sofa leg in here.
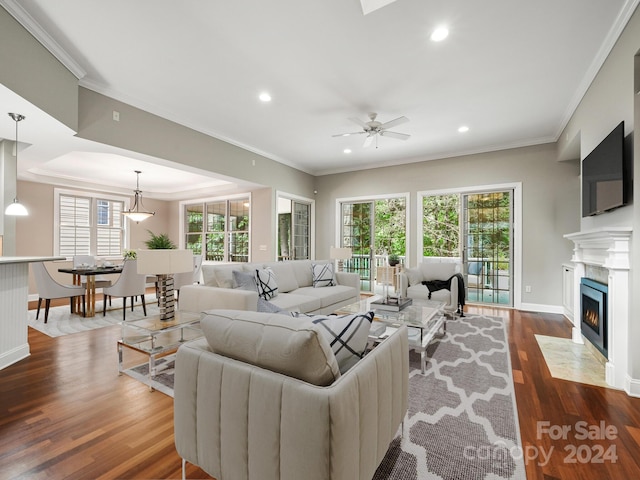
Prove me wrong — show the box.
[182,458,186,480]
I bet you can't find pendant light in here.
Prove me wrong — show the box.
[122,170,155,223]
[5,113,28,216]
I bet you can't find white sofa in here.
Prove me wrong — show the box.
[399,258,462,314]
[174,309,409,480]
[179,259,360,315]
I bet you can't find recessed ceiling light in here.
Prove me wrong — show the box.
[344,149,352,154]
[259,92,272,102]
[431,26,449,42]
[458,125,469,133]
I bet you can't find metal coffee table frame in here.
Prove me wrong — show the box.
[338,296,447,374]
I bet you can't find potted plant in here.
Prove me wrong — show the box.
[388,254,400,267]
[122,249,137,260]
[144,230,177,249]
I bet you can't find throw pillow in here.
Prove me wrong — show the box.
[233,270,257,291]
[297,311,374,373]
[201,311,341,386]
[312,262,335,288]
[255,267,279,300]
[266,262,299,293]
[405,267,422,286]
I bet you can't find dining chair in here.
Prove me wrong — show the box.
[32,262,86,323]
[73,255,112,289]
[173,254,203,302]
[102,259,147,320]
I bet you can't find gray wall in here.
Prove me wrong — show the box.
[315,143,580,308]
[558,7,640,379]
[0,8,78,131]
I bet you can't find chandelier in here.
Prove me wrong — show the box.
[5,113,28,216]
[122,170,155,223]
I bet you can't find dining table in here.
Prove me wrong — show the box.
[58,265,123,317]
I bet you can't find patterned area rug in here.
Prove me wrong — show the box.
[122,354,176,398]
[374,314,526,480]
[119,314,526,478]
[27,294,159,337]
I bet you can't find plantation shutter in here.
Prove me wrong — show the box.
[58,194,125,257]
[59,194,91,256]
[96,201,124,256]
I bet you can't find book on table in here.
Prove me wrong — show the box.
[371,297,413,311]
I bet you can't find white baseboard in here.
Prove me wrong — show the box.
[0,344,30,370]
[625,376,640,397]
[517,302,564,314]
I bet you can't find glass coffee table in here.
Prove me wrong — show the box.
[337,296,447,374]
[118,312,202,390]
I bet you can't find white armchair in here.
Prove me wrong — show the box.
[174,310,409,480]
[399,258,462,314]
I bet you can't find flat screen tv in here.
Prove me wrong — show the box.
[581,121,630,217]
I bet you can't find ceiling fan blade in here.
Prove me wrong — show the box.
[380,130,410,140]
[332,131,366,137]
[380,116,409,130]
[349,117,369,128]
[363,135,374,148]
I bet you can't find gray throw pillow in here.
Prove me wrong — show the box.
[233,270,257,291]
[257,298,293,316]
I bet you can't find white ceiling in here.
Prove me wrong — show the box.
[0,0,638,198]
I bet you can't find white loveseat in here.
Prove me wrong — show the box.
[179,260,360,315]
[399,258,462,314]
[174,309,409,480]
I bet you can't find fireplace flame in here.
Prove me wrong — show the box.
[584,309,599,328]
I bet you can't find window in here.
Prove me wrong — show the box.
[56,190,126,257]
[184,196,250,262]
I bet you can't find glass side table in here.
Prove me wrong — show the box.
[118,311,202,390]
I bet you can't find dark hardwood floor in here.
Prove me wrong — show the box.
[1,301,639,479]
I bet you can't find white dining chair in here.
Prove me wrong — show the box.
[102,259,147,320]
[32,262,86,323]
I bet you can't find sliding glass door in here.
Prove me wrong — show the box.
[341,202,374,291]
[340,196,407,292]
[277,194,313,261]
[462,191,513,305]
[421,188,514,306]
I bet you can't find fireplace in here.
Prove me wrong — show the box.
[580,278,608,358]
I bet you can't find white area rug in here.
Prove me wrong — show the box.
[28,294,159,337]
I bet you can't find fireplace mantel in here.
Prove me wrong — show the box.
[564,227,632,393]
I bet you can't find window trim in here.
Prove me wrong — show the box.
[54,188,130,259]
[275,191,315,261]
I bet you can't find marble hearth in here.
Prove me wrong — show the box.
[564,227,631,393]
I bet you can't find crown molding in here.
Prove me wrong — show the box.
[0,0,86,79]
[554,0,640,141]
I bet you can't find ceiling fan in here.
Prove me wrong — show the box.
[333,112,410,148]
